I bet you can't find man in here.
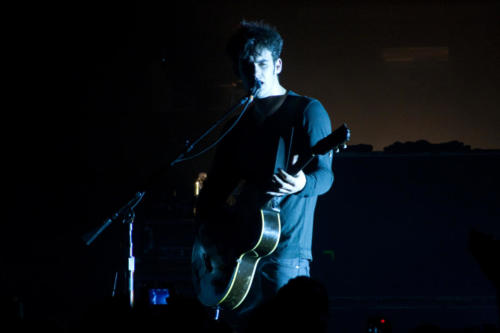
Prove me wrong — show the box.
[194,20,334,326]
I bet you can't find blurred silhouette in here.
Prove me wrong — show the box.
[243,276,329,333]
[72,292,232,333]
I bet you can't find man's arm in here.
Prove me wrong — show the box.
[296,99,334,197]
[268,99,334,197]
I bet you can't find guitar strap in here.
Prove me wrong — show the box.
[277,92,313,174]
[270,93,313,210]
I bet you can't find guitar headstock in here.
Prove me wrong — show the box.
[312,123,351,155]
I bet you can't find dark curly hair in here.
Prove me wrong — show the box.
[226,20,283,77]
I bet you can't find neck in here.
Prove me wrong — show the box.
[256,84,287,99]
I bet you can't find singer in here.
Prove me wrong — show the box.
[194,20,334,329]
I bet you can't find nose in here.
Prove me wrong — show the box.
[253,63,262,77]
[252,65,264,86]
[240,61,262,89]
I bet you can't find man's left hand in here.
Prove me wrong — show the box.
[267,169,306,196]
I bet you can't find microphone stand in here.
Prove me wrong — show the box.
[82,88,256,309]
[83,191,145,307]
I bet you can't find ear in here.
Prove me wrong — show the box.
[275,58,283,75]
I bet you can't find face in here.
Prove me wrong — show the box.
[238,48,282,98]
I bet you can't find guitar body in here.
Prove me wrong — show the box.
[192,204,281,309]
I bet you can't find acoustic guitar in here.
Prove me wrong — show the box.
[192,123,351,310]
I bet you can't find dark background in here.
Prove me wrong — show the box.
[5,0,500,331]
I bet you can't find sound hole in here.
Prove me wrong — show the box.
[203,253,213,273]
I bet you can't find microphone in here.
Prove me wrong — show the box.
[250,80,262,97]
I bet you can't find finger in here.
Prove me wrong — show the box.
[277,169,295,185]
[273,176,293,192]
[272,175,289,191]
[266,191,285,196]
[273,174,285,186]
[276,185,293,194]
[274,173,289,186]
[274,175,296,193]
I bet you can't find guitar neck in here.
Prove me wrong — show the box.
[267,123,350,209]
[286,155,315,176]
[286,123,350,175]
